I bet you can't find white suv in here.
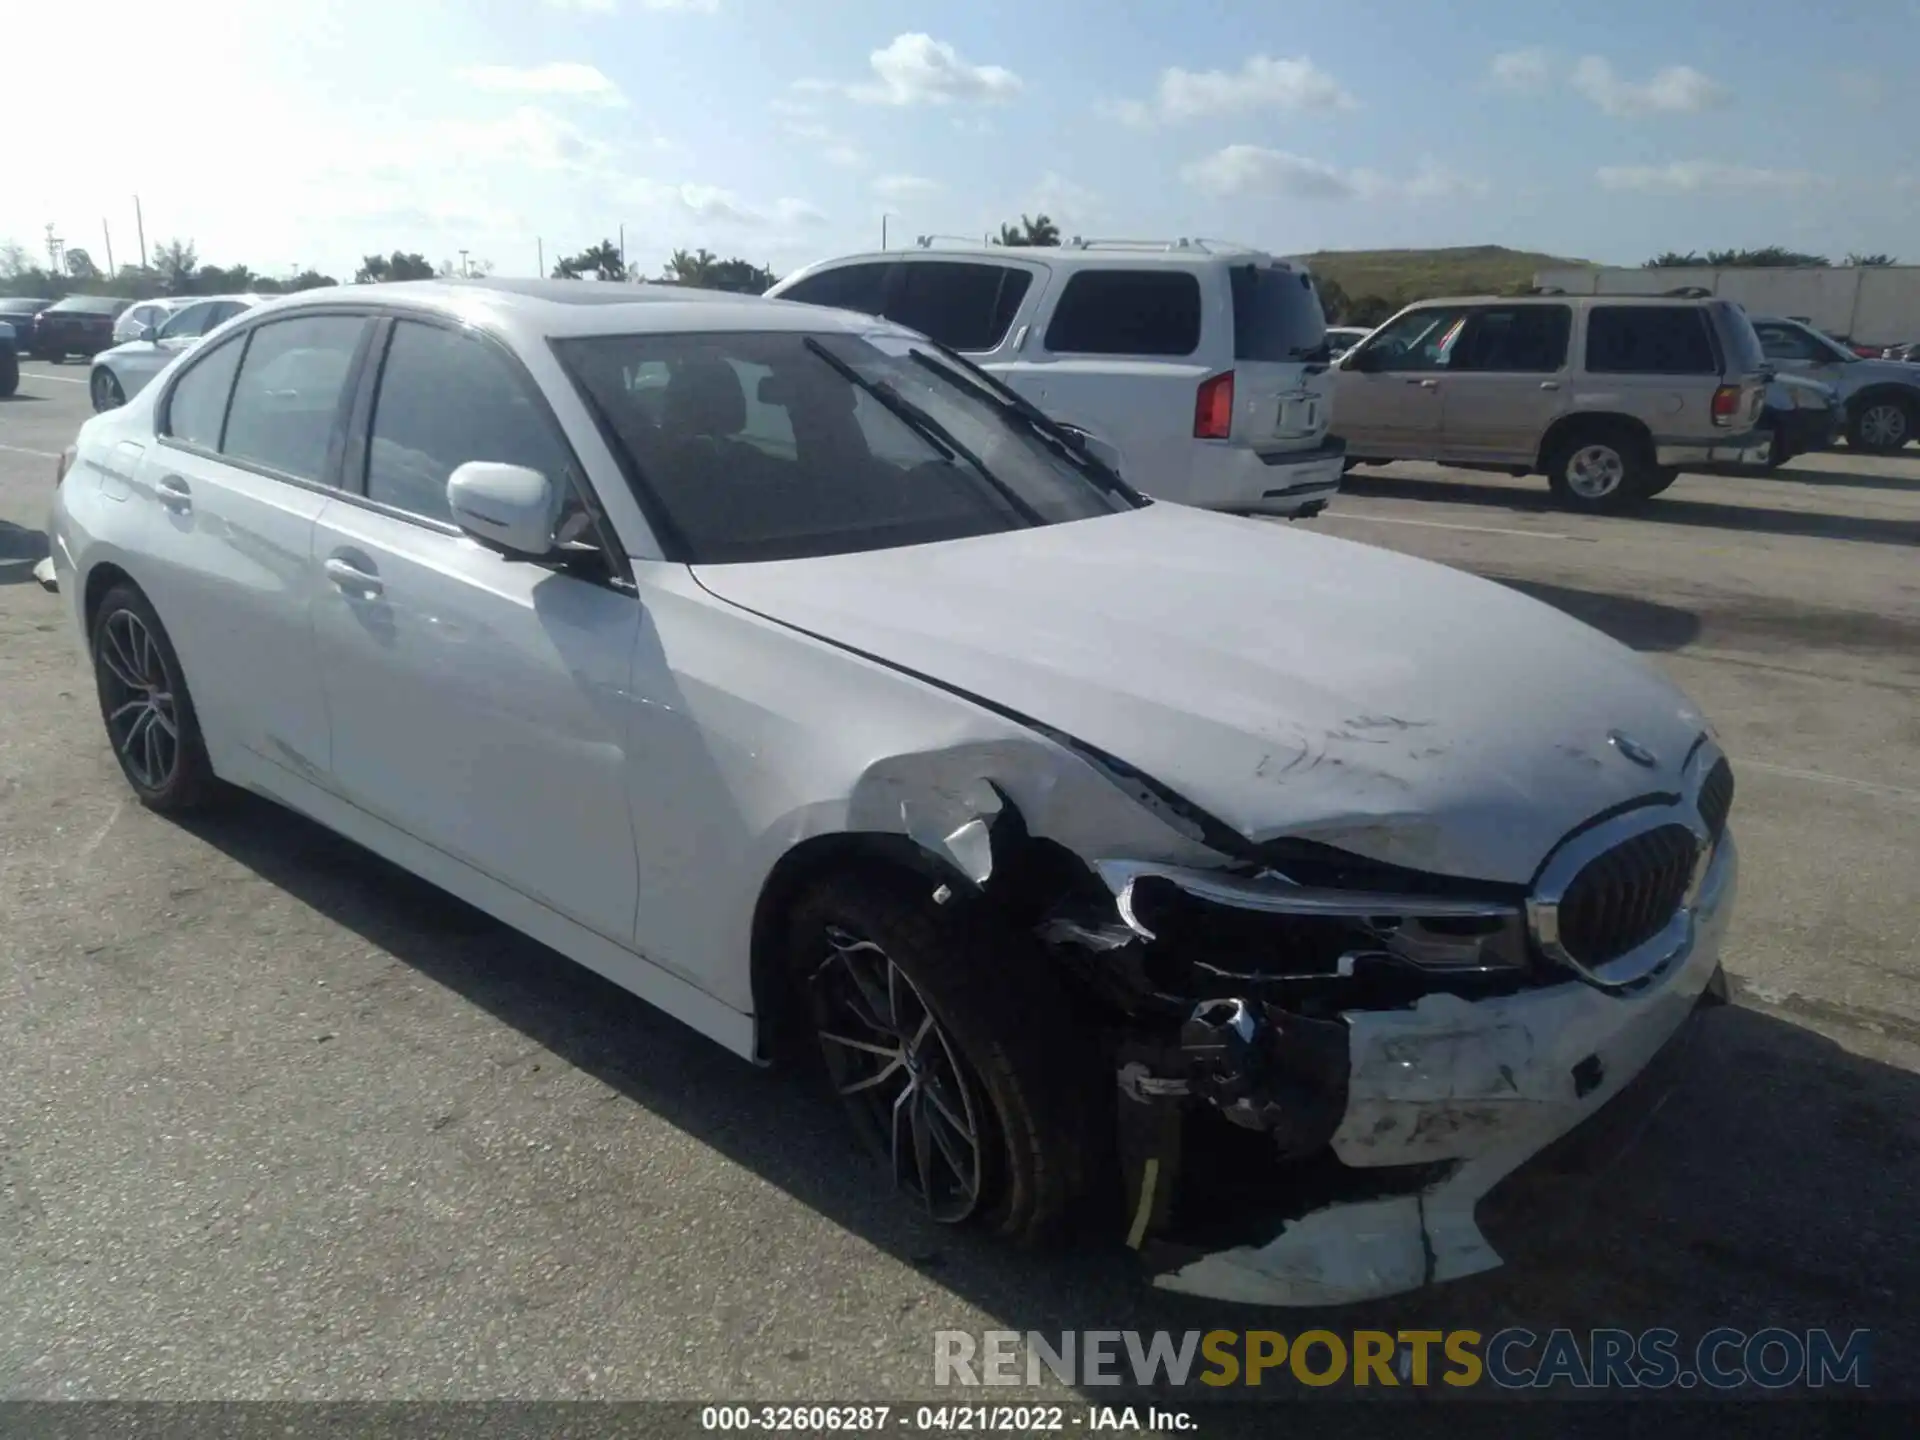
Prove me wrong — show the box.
[766,239,1344,517]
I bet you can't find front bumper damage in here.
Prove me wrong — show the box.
[1124,835,1737,1306]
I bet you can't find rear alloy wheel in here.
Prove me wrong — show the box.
[90,368,125,412]
[91,584,216,812]
[1545,430,1656,515]
[1849,399,1912,454]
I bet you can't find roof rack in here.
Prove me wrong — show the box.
[1663,285,1714,298]
[914,234,992,249]
[1061,236,1259,254]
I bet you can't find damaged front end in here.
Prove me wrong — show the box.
[909,751,1739,1307]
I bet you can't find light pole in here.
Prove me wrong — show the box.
[459,249,470,278]
[881,212,899,250]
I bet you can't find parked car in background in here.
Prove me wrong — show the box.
[47,278,1738,1305]
[1748,315,1920,452]
[767,237,1344,518]
[1333,294,1771,513]
[89,294,263,411]
[113,297,198,346]
[1,296,51,345]
[1880,339,1920,363]
[0,319,17,398]
[30,294,133,362]
[1754,372,1842,469]
[1325,325,1372,360]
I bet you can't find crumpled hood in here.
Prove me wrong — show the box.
[692,505,1708,884]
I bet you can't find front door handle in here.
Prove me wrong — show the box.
[157,475,192,513]
[1411,378,1439,389]
[1539,381,1561,391]
[323,556,383,597]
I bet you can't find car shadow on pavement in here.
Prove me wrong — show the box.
[1740,459,1920,495]
[1338,472,1920,547]
[178,793,1920,1403]
[0,518,51,586]
[1489,577,1702,652]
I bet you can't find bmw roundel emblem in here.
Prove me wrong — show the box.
[1607,730,1659,768]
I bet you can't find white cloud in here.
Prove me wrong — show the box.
[459,62,625,106]
[1028,172,1100,227]
[638,183,824,228]
[1105,55,1355,127]
[782,118,865,168]
[1596,161,1815,193]
[430,106,614,173]
[1183,146,1487,202]
[1488,48,1552,94]
[1571,57,1729,116]
[830,33,1021,106]
[823,145,865,169]
[873,174,941,200]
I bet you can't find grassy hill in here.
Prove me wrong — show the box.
[1290,245,1592,322]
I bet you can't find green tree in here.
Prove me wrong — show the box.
[64,247,101,280]
[355,251,435,284]
[993,214,1061,247]
[1311,274,1350,323]
[153,239,200,294]
[553,239,627,281]
[1347,294,1397,326]
[1846,252,1896,266]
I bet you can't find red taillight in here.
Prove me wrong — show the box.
[1710,384,1741,426]
[1194,370,1234,439]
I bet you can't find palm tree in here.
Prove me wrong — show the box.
[995,214,1061,248]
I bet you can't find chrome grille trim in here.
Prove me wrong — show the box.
[1527,737,1732,993]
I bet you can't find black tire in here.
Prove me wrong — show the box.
[1544,425,1657,515]
[90,367,125,412]
[1642,465,1682,497]
[1846,396,1914,454]
[786,870,1110,1244]
[90,583,218,813]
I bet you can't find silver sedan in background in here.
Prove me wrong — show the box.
[90,294,263,412]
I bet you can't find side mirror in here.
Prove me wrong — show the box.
[139,323,160,344]
[447,462,557,556]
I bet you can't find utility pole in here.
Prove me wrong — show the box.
[881,214,890,249]
[133,196,147,268]
[459,248,470,278]
[618,224,626,277]
[103,219,115,276]
[537,237,544,278]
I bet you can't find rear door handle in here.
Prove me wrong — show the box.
[323,555,383,597]
[1411,379,1439,389]
[157,475,192,512]
[1539,381,1561,391]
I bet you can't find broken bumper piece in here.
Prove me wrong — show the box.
[1147,832,1738,1306]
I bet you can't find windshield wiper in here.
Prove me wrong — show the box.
[801,336,1044,526]
[909,345,1141,500]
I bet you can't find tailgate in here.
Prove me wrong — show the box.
[1228,262,1334,453]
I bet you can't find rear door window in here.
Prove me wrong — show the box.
[221,315,369,484]
[1230,265,1326,362]
[884,261,1033,352]
[1449,305,1572,372]
[162,335,247,449]
[777,262,894,316]
[1042,270,1201,357]
[1585,306,1717,375]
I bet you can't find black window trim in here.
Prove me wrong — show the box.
[886,256,1040,354]
[344,312,635,592]
[155,304,381,496]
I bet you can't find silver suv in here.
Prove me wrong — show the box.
[1334,294,1772,513]
[1748,315,1920,453]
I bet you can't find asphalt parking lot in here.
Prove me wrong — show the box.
[3,356,1918,1405]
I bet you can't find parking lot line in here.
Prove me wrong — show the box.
[1742,759,1920,804]
[24,372,88,385]
[1325,512,1584,541]
[0,442,59,459]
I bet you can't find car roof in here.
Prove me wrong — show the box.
[251,277,906,341]
[1407,293,1724,309]
[777,242,1284,281]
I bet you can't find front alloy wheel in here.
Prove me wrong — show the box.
[91,368,125,412]
[808,924,987,1223]
[1564,443,1627,500]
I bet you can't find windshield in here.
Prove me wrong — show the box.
[1232,264,1328,362]
[48,295,124,315]
[554,329,1141,564]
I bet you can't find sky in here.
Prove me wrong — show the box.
[5,0,1916,284]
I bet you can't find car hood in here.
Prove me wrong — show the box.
[691,505,1709,884]
[1841,358,1920,386]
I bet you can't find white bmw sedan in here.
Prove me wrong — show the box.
[47,279,1738,1305]
[89,293,264,412]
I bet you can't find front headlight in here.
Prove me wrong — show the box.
[1091,859,1531,978]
